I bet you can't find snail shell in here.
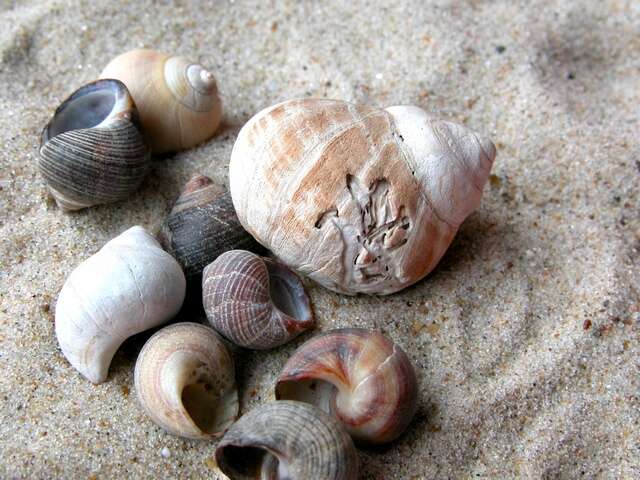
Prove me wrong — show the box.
[134,322,238,439]
[55,226,186,384]
[158,174,259,281]
[229,98,496,295]
[39,79,150,211]
[202,250,314,349]
[215,400,359,480]
[275,328,418,444]
[100,49,222,153]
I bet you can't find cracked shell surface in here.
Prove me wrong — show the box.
[230,98,496,295]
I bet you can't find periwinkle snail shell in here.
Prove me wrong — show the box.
[100,49,222,153]
[134,323,238,439]
[39,79,150,211]
[275,328,418,444]
[215,400,359,480]
[202,250,314,349]
[55,226,186,384]
[158,174,259,282]
[229,98,496,295]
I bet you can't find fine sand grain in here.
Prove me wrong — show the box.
[1,1,639,478]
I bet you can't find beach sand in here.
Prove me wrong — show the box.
[1,0,639,478]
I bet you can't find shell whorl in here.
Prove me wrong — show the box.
[229,98,496,295]
[39,79,150,211]
[215,401,359,480]
[275,328,418,444]
[164,56,219,112]
[134,323,238,439]
[202,250,314,349]
[55,226,186,384]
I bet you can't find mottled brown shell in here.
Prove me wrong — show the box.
[275,327,418,444]
[215,401,358,480]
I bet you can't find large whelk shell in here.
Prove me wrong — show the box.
[100,49,222,153]
[215,400,358,480]
[55,226,186,384]
[39,79,150,211]
[230,98,496,295]
[202,250,314,349]
[158,174,258,282]
[275,328,418,445]
[134,322,238,439]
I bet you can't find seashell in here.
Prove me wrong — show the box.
[202,250,314,349]
[229,98,496,295]
[134,322,238,439]
[215,400,358,480]
[275,328,418,444]
[55,226,186,384]
[39,79,150,211]
[158,174,259,281]
[100,49,222,153]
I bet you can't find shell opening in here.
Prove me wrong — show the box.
[181,382,220,434]
[266,260,312,323]
[217,445,288,479]
[276,379,338,416]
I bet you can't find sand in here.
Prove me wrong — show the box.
[1,0,639,478]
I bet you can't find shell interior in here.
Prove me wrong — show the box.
[216,445,287,479]
[266,259,312,322]
[276,379,337,415]
[181,382,235,435]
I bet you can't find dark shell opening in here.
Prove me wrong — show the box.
[265,259,312,323]
[41,79,129,144]
[216,444,288,479]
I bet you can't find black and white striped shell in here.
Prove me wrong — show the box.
[39,79,150,211]
[215,401,359,480]
[202,250,314,349]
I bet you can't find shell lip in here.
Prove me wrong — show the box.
[215,438,287,479]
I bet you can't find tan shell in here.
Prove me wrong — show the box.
[100,49,222,153]
[202,250,314,349]
[134,322,238,439]
[275,328,418,444]
[215,401,358,480]
[230,98,496,295]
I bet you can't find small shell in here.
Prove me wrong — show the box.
[229,98,496,294]
[275,328,418,444]
[202,250,314,349]
[134,322,238,439]
[100,49,222,153]
[55,226,186,384]
[215,400,358,480]
[158,174,259,281]
[39,79,150,211]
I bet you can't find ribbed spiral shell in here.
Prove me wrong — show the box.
[229,98,496,295]
[275,328,418,444]
[202,250,314,349]
[39,79,150,211]
[215,401,358,480]
[134,323,238,439]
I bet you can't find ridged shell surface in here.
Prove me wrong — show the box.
[275,328,417,444]
[215,400,358,480]
[134,323,238,439]
[202,250,314,349]
[230,98,496,295]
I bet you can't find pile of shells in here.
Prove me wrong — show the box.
[46,48,496,479]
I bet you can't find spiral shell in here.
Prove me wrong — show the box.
[230,98,496,295]
[158,174,259,281]
[215,401,358,480]
[275,328,418,444]
[134,323,238,439]
[100,49,222,153]
[39,79,150,211]
[202,250,314,349]
[55,226,186,384]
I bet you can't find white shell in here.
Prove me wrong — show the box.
[55,226,186,384]
[230,99,496,295]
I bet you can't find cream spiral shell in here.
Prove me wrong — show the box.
[202,250,314,349]
[229,98,496,295]
[215,401,359,480]
[55,226,186,384]
[100,49,222,153]
[275,328,418,444]
[39,79,150,211]
[134,323,238,439]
